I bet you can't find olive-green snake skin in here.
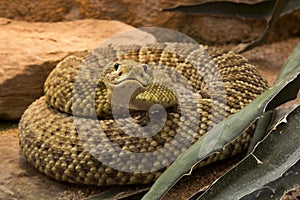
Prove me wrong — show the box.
[19,43,268,186]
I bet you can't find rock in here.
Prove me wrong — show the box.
[0,0,77,21]
[0,128,71,200]
[76,0,300,44]
[1,0,300,44]
[0,18,156,120]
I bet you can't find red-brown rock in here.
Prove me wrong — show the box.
[1,0,300,44]
[0,18,155,120]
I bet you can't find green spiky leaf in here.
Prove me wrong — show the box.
[198,103,300,200]
[142,42,300,200]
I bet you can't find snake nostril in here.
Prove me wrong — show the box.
[142,64,147,72]
[119,72,122,76]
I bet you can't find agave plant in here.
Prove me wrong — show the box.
[141,42,300,200]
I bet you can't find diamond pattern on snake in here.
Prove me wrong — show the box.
[19,43,268,186]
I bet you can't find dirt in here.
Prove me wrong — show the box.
[0,37,300,199]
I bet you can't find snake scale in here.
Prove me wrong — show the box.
[19,42,268,186]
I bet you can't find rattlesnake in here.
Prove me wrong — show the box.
[19,43,268,186]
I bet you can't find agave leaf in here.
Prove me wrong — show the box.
[241,161,300,200]
[246,110,273,154]
[162,0,300,20]
[85,185,150,200]
[163,1,275,19]
[164,0,300,53]
[277,41,300,81]
[141,43,300,200]
[244,3,300,154]
[188,159,300,200]
[283,0,300,16]
[197,103,300,200]
[233,0,289,53]
[265,41,300,110]
[142,66,300,200]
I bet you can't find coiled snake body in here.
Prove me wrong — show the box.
[19,43,268,186]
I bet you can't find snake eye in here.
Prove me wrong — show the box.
[114,63,119,71]
[142,64,148,72]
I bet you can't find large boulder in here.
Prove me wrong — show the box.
[0,0,300,44]
[0,18,155,120]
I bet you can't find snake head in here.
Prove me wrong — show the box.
[102,60,178,110]
[103,60,155,110]
[103,60,151,91]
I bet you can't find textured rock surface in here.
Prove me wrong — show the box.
[0,18,155,120]
[1,0,300,44]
